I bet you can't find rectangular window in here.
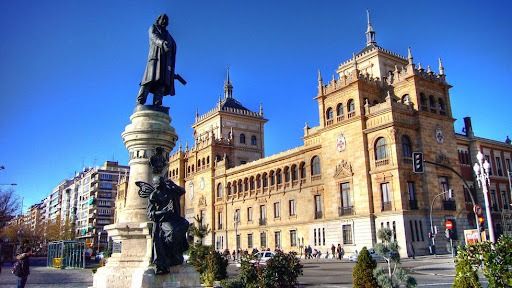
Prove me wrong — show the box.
[236,234,241,250]
[409,221,415,242]
[247,207,253,222]
[505,158,511,172]
[260,205,266,220]
[273,202,280,218]
[342,224,353,244]
[419,221,425,241]
[314,228,317,246]
[234,209,241,223]
[485,155,493,175]
[496,157,503,176]
[407,182,416,201]
[260,232,267,248]
[248,233,253,248]
[289,199,296,216]
[381,182,391,210]
[491,190,498,211]
[341,182,351,207]
[217,211,223,230]
[322,228,326,246]
[314,195,322,218]
[290,230,297,247]
[439,177,450,200]
[274,231,281,249]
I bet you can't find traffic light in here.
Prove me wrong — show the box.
[478,215,485,232]
[412,152,424,173]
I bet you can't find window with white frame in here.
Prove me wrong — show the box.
[342,224,353,244]
[289,199,296,216]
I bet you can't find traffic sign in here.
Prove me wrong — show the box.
[445,220,453,230]
[473,204,482,216]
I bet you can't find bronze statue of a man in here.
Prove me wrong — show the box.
[137,14,186,106]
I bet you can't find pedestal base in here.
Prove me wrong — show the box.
[93,264,201,288]
[91,222,201,288]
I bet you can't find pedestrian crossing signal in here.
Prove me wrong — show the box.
[412,152,424,173]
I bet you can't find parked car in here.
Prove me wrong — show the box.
[348,248,384,262]
[250,251,276,266]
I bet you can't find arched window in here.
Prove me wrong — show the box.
[206,156,210,165]
[347,99,355,117]
[284,166,290,182]
[244,178,249,191]
[438,98,446,115]
[217,183,223,198]
[375,137,388,160]
[291,165,298,181]
[299,162,306,179]
[233,181,237,194]
[251,135,257,145]
[250,176,255,190]
[276,169,282,185]
[240,133,246,144]
[262,173,268,188]
[269,170,275,186]
[401,135,412,158]
[326,108,333,125]
[238,180,243,192]
[420,93,427,111]
[429,95,436,113]
[256,174,261,189]
[202,158,205,166]
[311,156,321,175]
[226,183,232,196]
[336,103,344,120]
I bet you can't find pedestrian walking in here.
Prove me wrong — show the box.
[331,244,336,259]
[336,244,342,260]
[409,243,415,259]
[340,246,345,259]
[13,247,32,288]
[232,250,236,261]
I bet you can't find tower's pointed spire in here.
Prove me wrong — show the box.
[317,69,323,82]
[223,66,233,99]
[407,47,413,65]
[365,10,376,46]
[438,58,445,75]
[259,103,263,116]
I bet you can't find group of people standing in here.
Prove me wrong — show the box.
[304,244,345,260]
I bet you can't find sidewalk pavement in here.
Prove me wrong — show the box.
[0,265,93,288]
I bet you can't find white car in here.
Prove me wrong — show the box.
[348,248,384,262]
[250,251,276,266]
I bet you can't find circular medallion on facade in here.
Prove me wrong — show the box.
[199,177,205,191]
[435,127,444,144]
[336,133,347,152]
[188,182,194,200]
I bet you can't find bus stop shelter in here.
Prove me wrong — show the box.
[47,240,85,269]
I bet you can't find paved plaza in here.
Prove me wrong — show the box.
[0,254,483,288]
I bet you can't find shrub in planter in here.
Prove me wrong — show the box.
[352,247,379,288]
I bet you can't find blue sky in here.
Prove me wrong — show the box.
[1,0,511,210]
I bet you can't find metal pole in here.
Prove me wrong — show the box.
[430,191,447,256]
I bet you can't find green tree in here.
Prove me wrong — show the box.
[353,246,379,288]
[452,246,481,288]
[259,251,303,288]
[374,228,416,288]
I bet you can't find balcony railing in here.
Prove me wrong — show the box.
[382,202,392,211]
[311,175,321,181]
[326,119,334,126]
[337,115,345,122]
[315,211,323,219]
[259,218,267,226]
[348,111,356,118]
[443,200,456,211]
[409,200,418,210]
[338,206,354,216]
[375,159,389,167]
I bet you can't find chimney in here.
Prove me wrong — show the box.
[463,117,474,137]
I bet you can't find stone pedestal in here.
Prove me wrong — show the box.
[92,106,200,288]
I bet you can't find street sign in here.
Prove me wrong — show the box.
[412,152,424,173]
[464,229,480,245]
[445,220,453,230]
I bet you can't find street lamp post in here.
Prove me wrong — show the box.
[473,151,496,243]
[233,211,239,255]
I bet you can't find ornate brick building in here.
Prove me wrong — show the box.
[169,15,476,257]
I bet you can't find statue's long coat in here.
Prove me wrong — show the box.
[140,24,176,96]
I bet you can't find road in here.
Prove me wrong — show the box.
[0,255,488,287]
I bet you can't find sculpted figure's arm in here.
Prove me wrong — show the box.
[149,26,166,49]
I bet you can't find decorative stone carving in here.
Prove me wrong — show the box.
[334,160,353,178]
